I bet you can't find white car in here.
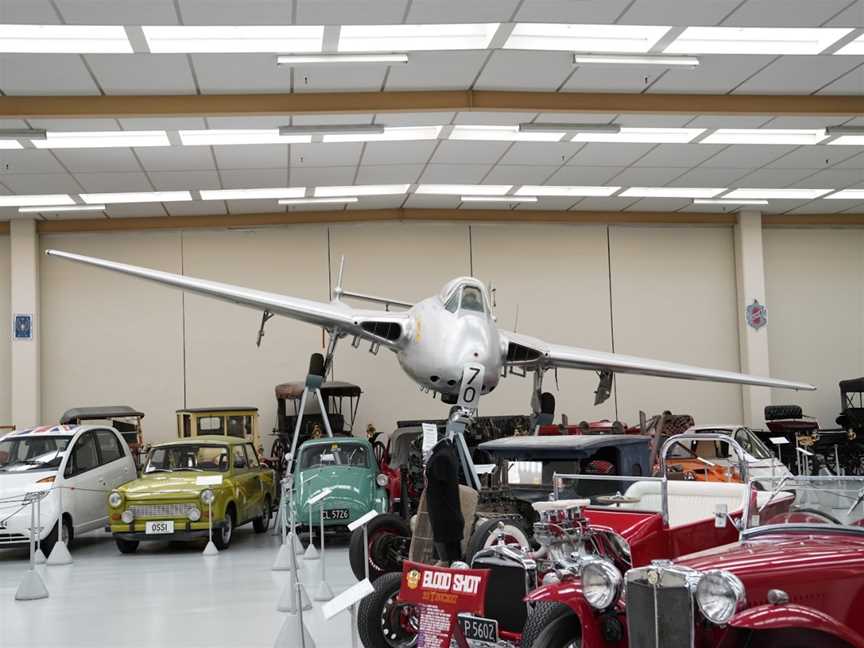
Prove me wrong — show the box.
[0,424,136,555]
[678,424,793,489]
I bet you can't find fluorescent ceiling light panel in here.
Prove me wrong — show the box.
[18,204,107,213]
[279,197,359,205]
[461,196,538,203]
[179,129,312,146]
[702,129,828,145]
[200,188,305,201]
[0,140,22,149]
[277,53,408,64]
[451,125,564,142]
[0,25,132,53]
[143,25,323,53]
[323,126,442,143]
[338,23,499,52]
[279,124,385,136]
[33,131,170,149]
[571,127,704,143]
[0,194,74,207]
[503,23,669,53]
[516,186,620,197]
[723,188,832,200]
[519,123,620,134]
[80,191,192,204]
[834,35,864,55]
[416,184,511,196]
[573,53,699,66]
[622,187,725,199]
[692,199,768,206]
[824,189,864,200]
[666,27,851,55]
[315,185,409,197]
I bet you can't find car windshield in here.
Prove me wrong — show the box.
[754,475,864,529]
[0,436,70,472]
[696,428,774,461]
[300,442,370,470]
[145,444,229,473]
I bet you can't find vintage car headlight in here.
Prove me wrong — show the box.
[108,491,123,508]
[121,510,135,524]
[188,507,201,522]
[376,474,388,487]
[582,558,622,610]
[200,489,215,505]
[696,570,746,625]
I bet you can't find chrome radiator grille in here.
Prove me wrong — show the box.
[129,503,197,518]
[626,566,694,648]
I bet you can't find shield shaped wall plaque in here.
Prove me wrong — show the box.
[746,300,767,330]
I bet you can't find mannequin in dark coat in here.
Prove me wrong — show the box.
[425,438,464,563]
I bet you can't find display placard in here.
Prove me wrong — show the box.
[307,487,333,506]
[321,578,374,620]
[457,363,485,410]
[13,314,33,341]
[769,437,790,446]
[422,423,437,457]
[347,510,379,532]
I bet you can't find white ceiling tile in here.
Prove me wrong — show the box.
[498,142,582,166]
[723,0,853,26]
[219,168,287,188]
[41,209,106,221]
[515,0,631,23]
[403,194,462,209]
[166,201,227,216]
[700,145,793,168]
[431,140,511,164]
[290,166,357,186]
[178,0,294,24]
[686,115,773,128]
[562,64,670,93]
[616,115,693,127]
[767,115,856,128]
[0,150,67,174]
[135,146,216,172]
[214,144,289,169]
[85,54,197,94]
[483,165,560,184]
[292,114,376,126]
[619,0,741,25]
[226,199,283,214]
[361,141,437,166]
[0,173,82,194]
[784,201,856,214]
[120,117,207,130]
[382,112,455,126]
[544,165,622,185]
[346,195,406,209]
[419,164,492,183]
[734,57,860,94]
[407,0,518,22]
[355,164,424,184]
[826,2,864,26]
[27,118,120,131]
[514,196,581,210]
[52,148,142,173]
[733,168,817,186]
[567,143,655,166]
[191,54,294,93]
[291,143,363,167]
[634,143,726,167]
[293,65,387,93]
[796,168,864,187]
[475,51,572,91]
[834,151,864,169]
[571,196,639,211]
[667,167,747,186]
[205,116,304,129]
[817,64,864,94]
[608,167,687,185]
[149,170,221,191]
[75,172,153,192]
[454,111,538,126]
[0,54,99,95]
[625,198,691,211]
[385,52,488,91]
[536,112,618,123]
[296,0,407,23]
[764,145,859,168]
[0,0,62,23]
[106,203,168,218]
[55,0,179,24]
[648,55,775,93]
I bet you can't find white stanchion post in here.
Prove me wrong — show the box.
[203,498,218,556]
[16,495,49,601]
[289,480,303,554]
[303,504,318,561]
[46,485,71,566]
[273,531,316,648]
[314,503,334,601]
[272,480,292,571]
[347,510,379,648]
[277,525,312,612]
[33,494,46,564]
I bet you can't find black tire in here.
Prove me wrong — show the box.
[531,610,581,648]
[41,516,73,557]
[214,505,235,550]
[115,537,139,554]
[253,496,272,533]
[522,603,573,648]
[357,571,417,648]
[349,513,411,582]
[465,517,530,563]
[764,405,802,421]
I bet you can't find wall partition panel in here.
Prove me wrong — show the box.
[764,228,864,428]
[39,231,185,437]
[609,225,743,424]
[0,235,10,427]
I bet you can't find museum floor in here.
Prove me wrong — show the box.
[0,528,353,648]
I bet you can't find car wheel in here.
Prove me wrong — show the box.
[41,516,73,556]
[349,513,411,582]
[531,612,581,648]
[115,537,139,554]
[358,571,418,648]
[465,518,530,563]
[253,496,272,533]
[214,506,235,550]
[522,603,573,648]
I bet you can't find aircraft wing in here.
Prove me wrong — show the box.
[45,249,410,348]
[501,330,815,391]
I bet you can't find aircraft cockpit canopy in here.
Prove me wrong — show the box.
[440,278,489,315]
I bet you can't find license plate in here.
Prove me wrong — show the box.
[145,520,175,535]
[458,614,498,644]
[322,508,350,521]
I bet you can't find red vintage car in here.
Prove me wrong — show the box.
[526,475,864,648]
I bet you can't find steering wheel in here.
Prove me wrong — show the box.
[765,507,844,525]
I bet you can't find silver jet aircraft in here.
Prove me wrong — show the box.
[45,250,814,416]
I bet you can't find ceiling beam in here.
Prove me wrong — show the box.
[3,91,864,118]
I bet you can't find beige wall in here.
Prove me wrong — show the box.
[0,235,9,426]
[764,228,864,427]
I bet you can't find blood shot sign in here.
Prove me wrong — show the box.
[399,561,490,648]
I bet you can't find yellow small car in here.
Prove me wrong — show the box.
[108,436,276,553]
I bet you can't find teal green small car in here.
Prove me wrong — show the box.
[291,437,388,532]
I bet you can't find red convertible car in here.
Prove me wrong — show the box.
[527,475,864,648]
